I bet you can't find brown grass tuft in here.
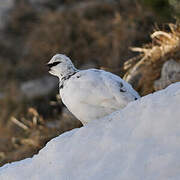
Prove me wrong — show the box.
[123,23,180,95]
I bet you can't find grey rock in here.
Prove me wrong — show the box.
[21,76,58,98]
[154,59,180,90]
[0,0,14,29]
[0,92,4,99]
[29,0,50,4]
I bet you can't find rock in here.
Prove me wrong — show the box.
[20,76,58,98]
[28,0,50,4]
[154,59,180,90]
[0,0,15,30]
[0,92,4,99]
[28,0,63,11]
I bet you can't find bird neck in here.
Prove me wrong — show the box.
[59,69,78,89]
[61,71,77,81]
[61,66,78,79]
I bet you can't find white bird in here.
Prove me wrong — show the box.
[47,54,140,125]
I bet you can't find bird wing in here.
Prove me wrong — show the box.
[64,69,140,110]
[100,70,140,106]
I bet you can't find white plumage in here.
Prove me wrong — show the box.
[47,54,140,125]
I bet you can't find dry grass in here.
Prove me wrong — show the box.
[123,23,180,95]
[0,106,82,166]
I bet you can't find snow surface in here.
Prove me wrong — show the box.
[1,82,180,180]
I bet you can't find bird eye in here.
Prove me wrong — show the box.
[53,61,61,66]
[47,61,61,68]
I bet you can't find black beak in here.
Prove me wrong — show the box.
[46,63,51,71]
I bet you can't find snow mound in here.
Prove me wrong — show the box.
[1,82,180,180]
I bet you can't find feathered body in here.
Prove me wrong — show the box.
[48,54,140,125]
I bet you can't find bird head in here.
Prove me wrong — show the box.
[47,54,77,78]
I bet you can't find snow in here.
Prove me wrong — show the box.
[1,82,180,180]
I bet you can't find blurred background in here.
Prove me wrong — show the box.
[0,0,180,166]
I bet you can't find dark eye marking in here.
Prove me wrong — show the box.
[47,61,61,68]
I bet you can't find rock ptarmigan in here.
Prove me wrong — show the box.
[47,54,140,125]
